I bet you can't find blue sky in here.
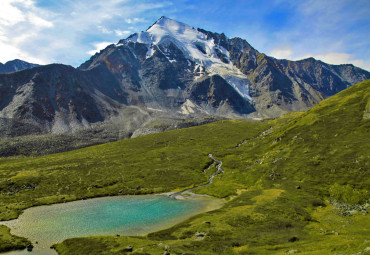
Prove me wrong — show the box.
[0,0,369,70]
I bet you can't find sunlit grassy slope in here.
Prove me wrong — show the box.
[2,79,370,254]
[0,120,270,220]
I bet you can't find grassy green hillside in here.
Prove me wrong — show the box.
[0,119,269,221]
[0,118,270,252]
[1,79,370,254]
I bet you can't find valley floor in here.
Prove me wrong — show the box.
[1,80,370,254]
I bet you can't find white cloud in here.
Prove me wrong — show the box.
[97,27,131,37]
[125,17,146,24]
[28,12,53,28]
[98,25,113,34]
[0,0,53,64]
[269,45,293,60]
[87,41,114,55]
[0,39,45,64]
[0,0,26,27]
[114,29,131,37]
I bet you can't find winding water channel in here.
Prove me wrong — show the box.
[170,154,224,198]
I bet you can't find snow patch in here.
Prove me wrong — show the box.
[224,76,253,101]
[146,46,155,58]
[321,64,330,71]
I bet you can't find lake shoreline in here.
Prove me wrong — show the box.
[0,192,224,255]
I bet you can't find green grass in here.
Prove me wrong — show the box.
[0,119,270,220]
[2,80,370,254]
[0,225,30,252]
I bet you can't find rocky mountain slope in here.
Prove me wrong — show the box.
[2,79,369,254]
[0,59,39,74]
[0,16,369,137]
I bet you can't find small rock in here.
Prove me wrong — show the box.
[26,244,34,252]
[163,252,170,255]
[195,232,206,240]
[123,245,133,252]
[288,236,299,242]
[296,186,301,189]
[287,250,299,254]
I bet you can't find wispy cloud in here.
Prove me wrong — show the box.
[97,25,113,34]
[270,45,293,60]
[114,30,131,37]
[87,41,114,55]
[0,0,54,64]
[0,0,173,66]
[97,26,131,37]
[125,17,147,24]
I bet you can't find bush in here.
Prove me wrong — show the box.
[329,183,369,205]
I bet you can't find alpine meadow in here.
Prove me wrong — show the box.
[0,7,369,255]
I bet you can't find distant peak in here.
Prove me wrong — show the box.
[8,59,25,63]
[146,16,192,32]
[156,16,171,23]
[146,16,169,31]
[5,59,39,65]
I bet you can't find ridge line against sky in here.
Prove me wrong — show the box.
[0,0,369,71]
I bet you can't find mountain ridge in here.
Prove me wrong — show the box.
[0,59,39,74]
[0,16,369,137]
[80,16,370,118]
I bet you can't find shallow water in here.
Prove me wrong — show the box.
[1,194,222,255]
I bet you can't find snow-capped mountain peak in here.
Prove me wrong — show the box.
[122,16,252,100]
[147,16,197,41]
[126,16,214,61]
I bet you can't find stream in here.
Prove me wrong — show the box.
[169,154,224,198]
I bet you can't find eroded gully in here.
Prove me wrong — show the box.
[169,154,224,198]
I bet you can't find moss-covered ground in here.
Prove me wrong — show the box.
[1,79,370,254]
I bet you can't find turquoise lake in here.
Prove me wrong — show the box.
[1,194,222,255]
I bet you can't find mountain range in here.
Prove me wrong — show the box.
[0,16,369,137]
[0,59,39,74]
